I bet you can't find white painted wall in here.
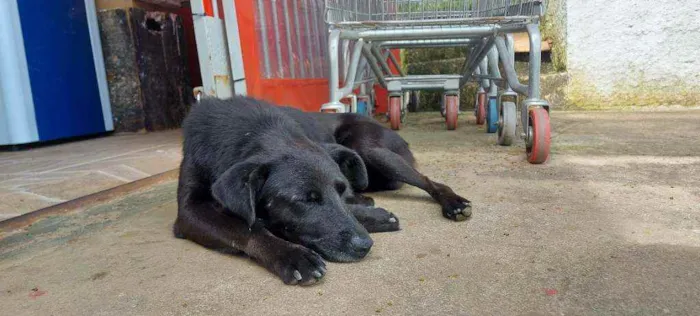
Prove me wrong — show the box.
[566,0,700,105]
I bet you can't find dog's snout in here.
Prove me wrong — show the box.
[350,235,373,256]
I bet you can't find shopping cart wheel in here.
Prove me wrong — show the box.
[445,95,459,131]
[389,96,402,130]
[526,107,551,164]
[475,92,486,125]
[497,101,516,146]
[486,97,498,133]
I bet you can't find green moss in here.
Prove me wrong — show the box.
[566,72,700,109]
[540,0,566,72]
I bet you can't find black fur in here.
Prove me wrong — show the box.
[279,106,472,221]
[174,96,470,286]
[174,96,397,286]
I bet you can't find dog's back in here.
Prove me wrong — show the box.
[182,97,308,179]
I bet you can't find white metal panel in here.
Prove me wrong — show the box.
[84,0,114,131]
[222,0,247,95]
[0,0,39,145]
[191,0,233,99]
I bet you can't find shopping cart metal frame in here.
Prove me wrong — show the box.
[321,0,551,163]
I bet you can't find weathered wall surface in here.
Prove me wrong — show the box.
[541,0,566,72]
[566,0,700,108]
[99,8,192,132]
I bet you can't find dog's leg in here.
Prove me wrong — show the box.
[174,164,326,285]
[348,204,400,233]
[174,199,326,285]
[361,148,472,221]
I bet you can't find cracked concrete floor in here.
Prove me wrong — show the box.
[1,110,699,315]
[0,130,182,220]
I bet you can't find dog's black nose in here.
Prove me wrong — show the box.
[350,236,373,256]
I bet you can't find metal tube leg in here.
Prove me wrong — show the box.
[370,45,393,77]
[478,58,489,90]
[520,24,549,139]
[495,36,528,95]
[321,29,345,112]
[341,39,350,83]
[340,39,365,96]
[362,45,387,88]
[460,37,495,86]
[386,49,405,76]
[498,35,518,103]
[526,24,542,100]
[327,29,341,103]
[487,46,500,97]
[506,34,515,70]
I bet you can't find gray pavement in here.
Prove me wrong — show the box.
[1,110,699,315]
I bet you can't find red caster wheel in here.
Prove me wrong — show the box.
[445,94,459,130]
[389,96,402,130]
[526,107,551,164]
[475,92,486,125]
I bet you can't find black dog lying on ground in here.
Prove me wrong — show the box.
[174,96,471,285]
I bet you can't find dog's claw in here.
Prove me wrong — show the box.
[433,182,472,222]
[441,199,472,222]
[275,244,326,286]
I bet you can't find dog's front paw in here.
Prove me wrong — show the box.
[434,185,472,221]
[351,206,400,233]
[368,207,400,232]
[441,201,471,221]
[271,244,327,286]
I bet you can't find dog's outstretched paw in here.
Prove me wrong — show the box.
[439,193,472,222]
[272,244,327,286]
[367,207,401,233]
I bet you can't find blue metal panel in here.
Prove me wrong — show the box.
[17,0,106,141]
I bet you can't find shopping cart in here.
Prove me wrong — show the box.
[321,0,551,164]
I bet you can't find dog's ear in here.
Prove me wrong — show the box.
[211,160,269,227]
[321,144,368,191]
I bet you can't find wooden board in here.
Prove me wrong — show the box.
[512,32,552,53]
[98,8,192,132]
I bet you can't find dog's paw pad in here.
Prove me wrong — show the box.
[443,203,472,222]
[439,192,472,222]
[360,207,400,233]
[276,246,327,286]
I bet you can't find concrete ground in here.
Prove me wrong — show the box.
[1,110,699,315]
[0,130,182,220]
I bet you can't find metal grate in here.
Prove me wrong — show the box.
[255,0,328,79]
[325,0,545,26]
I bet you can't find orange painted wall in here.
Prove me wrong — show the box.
[233,0,328,112]
[202,0,403,113]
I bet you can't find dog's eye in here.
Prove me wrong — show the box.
[335,182,347,195]
[307,191,321,203]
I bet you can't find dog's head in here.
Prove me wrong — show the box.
[212,143,373,262]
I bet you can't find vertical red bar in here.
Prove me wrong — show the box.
[203,0,214,17]
[217,0,225,19]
